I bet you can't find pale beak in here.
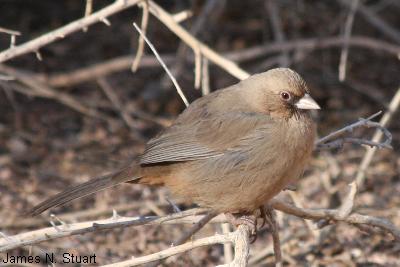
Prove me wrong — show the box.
[295,93,321,110]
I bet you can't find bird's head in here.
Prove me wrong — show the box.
[245,68,320,119]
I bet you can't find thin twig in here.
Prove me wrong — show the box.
[171,10,193,23]
[104,224,250,267]
[147,211,218,267]
[201,57,210,95]
[270,199,400,241]
[194,47,202,89]
[222,223,234,264]
[315,111,392,150]
[131,0,149,72]
[133,22,189,107]
[0,26,21,48]
[83,0,94,32]
[265,206,282,267]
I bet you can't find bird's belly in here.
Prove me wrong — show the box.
[165,149,306,213]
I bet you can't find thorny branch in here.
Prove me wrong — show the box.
[315,111,392,150]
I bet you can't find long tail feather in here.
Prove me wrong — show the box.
[26,165,139,216]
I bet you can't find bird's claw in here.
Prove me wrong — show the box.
[225,213,258,243]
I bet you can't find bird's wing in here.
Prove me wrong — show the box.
[140,112,271,165]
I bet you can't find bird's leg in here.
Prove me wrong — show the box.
[259,206,267,228]
[225,212,258,243]
[283,183,297,191]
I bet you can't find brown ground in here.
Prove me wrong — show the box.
[0,1,399,266]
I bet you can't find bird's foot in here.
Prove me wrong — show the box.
[225,212,258,243]
[259,206,267,228]
[283,184,297,191]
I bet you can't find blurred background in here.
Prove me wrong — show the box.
[0,0,399,266]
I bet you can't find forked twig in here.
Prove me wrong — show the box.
[315,111,392,150]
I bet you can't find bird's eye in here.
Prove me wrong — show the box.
[280,91,291,101]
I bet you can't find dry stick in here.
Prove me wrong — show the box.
[171,10,193,23]
[83,0,94,32]
[201,57,210,95]
[133,22,189,107]
[194,48,202,89]
[338,0,400,44]
[0,26,21,48]
[337,182,357,219]
[356,88,400,187]
[147,0,250,80]
[315,182,358,229]
[288,191,319,239]
[264,206,282,267]
[174,212,219,245]
[0,64,108,120]
[0,0,143,63]
[248,230,296,266]
[131,0,149,72]
[269,199,400,241]
[338,0,359,81]
[147,211,218,267]
[222,223,234,264]
[1,199,399,255]
[0,202,181,229]
[0,26,21,36]
[0,208,211,252]
[102,225,250,267]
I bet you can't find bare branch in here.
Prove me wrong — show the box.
[315,111,392,150]
[103,225,250,267]
[147,211,219,267]
[270,199,400,241]
[0,208,211,252]
[0,0,143,63]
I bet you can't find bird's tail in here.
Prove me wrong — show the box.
[26,164,140,216]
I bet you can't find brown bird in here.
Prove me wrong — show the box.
[28,68,320,225]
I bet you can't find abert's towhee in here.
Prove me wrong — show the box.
[28,68,320,220]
